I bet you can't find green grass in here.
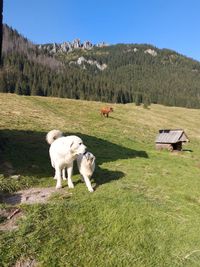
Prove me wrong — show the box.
[1,93,200,266]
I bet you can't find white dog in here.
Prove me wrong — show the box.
[77,152,96,192]
[46,129,87,189]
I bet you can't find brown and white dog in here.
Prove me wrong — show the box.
[77,152,96,192]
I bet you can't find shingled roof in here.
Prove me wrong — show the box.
[155,129,189,144]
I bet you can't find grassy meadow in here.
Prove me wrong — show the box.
[1,93,200,266]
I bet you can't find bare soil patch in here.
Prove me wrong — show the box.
[14,258,37,267]
[0,187,70,231]
[0,207,22,231]
[1,187,68,205]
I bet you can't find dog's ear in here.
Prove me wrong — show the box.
[70,141,74,148]
[85,153,90,161]
[91,156,96,165]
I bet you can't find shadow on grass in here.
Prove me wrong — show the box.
[0,192,22,205]
[73,166,125,190]
[93,166,125,190]
[182,149,193,152]
[104,116,121,121]
[0,129,148,190]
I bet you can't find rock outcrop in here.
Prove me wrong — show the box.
[144,48,157,56]
[38,39,109,54]
[70,56,107,71]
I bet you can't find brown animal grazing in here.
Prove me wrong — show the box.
[100,107,113,117]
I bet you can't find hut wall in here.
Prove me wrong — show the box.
[155,143,173,151]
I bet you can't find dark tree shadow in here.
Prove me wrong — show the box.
[0,129,148,190]
[92,166,125,190]
[73,166,125,190]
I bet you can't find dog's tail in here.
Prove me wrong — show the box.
[46,129,63,145]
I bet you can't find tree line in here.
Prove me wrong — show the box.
[1,24,200,108]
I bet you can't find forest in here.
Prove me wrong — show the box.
[1,24,200,108]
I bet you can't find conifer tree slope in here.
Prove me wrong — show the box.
[1,24,200,108]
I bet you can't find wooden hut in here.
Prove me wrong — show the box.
[155,129,189,151]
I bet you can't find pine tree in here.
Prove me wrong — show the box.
[0,0,3,65]
[135,93,142,106]
[0,70,7,92]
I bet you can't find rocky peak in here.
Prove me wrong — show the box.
[38,39,109,54]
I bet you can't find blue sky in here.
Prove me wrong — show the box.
[3,0,200,61]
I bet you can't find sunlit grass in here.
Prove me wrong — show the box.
[1,93,200,266]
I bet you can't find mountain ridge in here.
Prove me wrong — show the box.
[1,24,200,109]
[38,39,109,54]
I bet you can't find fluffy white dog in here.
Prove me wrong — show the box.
[46,129,87,189]
[77,152,96,192]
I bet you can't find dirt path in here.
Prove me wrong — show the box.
[0,187,71,231]
[1,187,68,205]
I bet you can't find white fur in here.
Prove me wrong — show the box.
[46,129,63,145]
[77,152,95,192]
[46,129,87,189]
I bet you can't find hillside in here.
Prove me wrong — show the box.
[2,25,200,108]
[1,94,200,266]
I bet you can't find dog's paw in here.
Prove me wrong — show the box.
[68,183,74,189]
[88,188,94,192]
[56,184,62,189]
[63,177,67,180]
